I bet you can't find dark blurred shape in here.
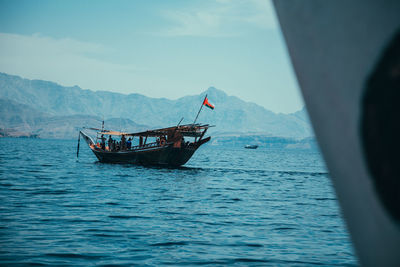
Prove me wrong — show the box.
[362,30,400,224]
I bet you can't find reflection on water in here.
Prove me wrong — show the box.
[0,138,357,266]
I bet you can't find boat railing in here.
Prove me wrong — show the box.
[130,141,161,151]
[94,140,167,152]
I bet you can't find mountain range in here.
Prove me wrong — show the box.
[0,72,313,139]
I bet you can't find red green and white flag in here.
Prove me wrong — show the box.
[203,97,214,110]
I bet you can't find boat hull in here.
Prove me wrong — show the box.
[92,145,197,166]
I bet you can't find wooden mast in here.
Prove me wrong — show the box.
[193,94,207,125]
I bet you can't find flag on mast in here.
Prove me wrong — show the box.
[193,94,214,124]
[203,97,215,110]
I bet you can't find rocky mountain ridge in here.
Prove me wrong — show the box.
[0,72,313,139]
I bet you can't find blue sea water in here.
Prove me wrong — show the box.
[0,138,358,266]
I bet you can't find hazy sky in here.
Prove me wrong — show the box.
[0,0,303,113]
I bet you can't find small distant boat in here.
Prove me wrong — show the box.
[245,145,258,149]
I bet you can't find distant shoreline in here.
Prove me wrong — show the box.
[0,134,319,150]
[0,128,39,139]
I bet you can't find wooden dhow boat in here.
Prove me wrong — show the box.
[78,123,211,166]
[77,95,214,167]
